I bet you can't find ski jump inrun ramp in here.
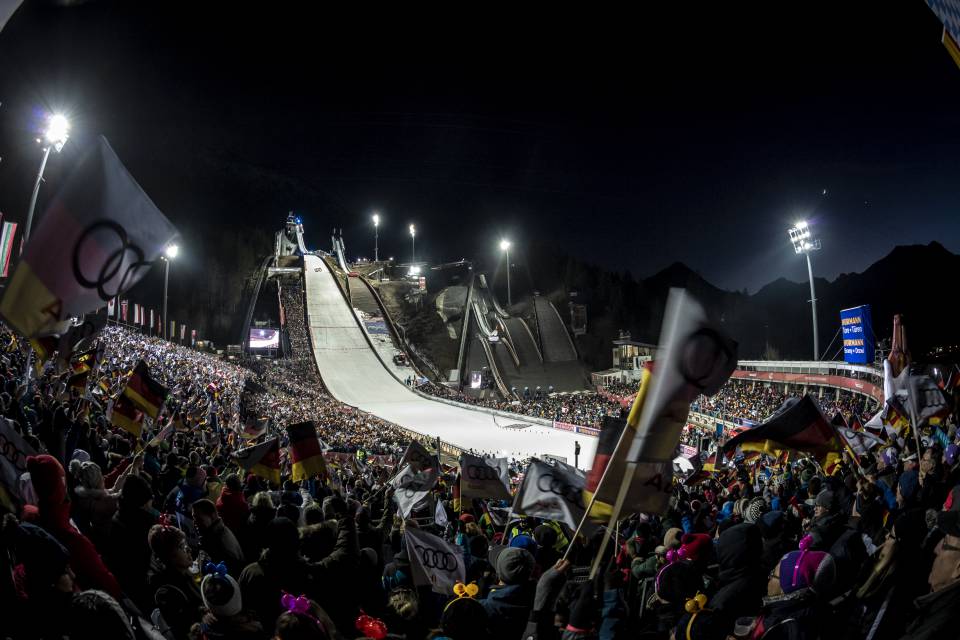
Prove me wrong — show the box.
[302,254,596,464]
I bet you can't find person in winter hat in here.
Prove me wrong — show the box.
[189,562,264,640]
[25,454,121,597]
[1,514,76,639]
[69,460,118,544]
[751,539,837,639]
[710,523,766,621]
[645,558,704,636]
[102,471,157,612]
[147,524,204,639]
[672,594,728,640]
[191,498,245,576]
[66,589,137,640]
[479,546,535,639]
[216,473,250,534]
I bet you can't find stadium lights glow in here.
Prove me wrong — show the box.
[372,213,380,262]
[23,112,72,248]
[44,113,70,152]
[372,213,380,227]
[165,244,180,259]
[786,221,821,360]
[409,224,416,237]
[500,239,512,306]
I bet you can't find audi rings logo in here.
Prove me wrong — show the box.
[413,544,458,571]
[72,220,153,302]
[536,473,583,508]
[679,328,737,394]
[466,464,500,481]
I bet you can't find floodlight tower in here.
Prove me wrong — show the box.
[788,221,821,360]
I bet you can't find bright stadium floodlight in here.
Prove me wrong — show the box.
[409,224,416,264]
[162,244,180,340]
[22,113,72,251]
[372,213,380,262]
[499,239,512,306]
[44,113,70,152]
[787,221,822,360]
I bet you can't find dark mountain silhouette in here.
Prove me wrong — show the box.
[523,240,957,369]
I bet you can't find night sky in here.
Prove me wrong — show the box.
[1,1,958,294]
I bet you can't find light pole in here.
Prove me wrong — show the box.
[161,244,179,340]
[788,221,821,360]
[23,113,70,252]
[499,239,512,307]
[372,213,380,262]
[409,224,416,264]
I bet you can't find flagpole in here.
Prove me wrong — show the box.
[561,367,651,563]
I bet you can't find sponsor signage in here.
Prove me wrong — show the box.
[840,304,874,364]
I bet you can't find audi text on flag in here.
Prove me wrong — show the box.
[390,463,437,518]
[513,459,589,530]
[404,526,465,595]
[458,453,511,500]
[0,136,178,337]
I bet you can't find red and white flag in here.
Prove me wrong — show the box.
[0,221,17,278]
[121,300,128,322]
[107,297,116,317]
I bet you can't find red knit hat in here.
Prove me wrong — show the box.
[459,513,475,524]
[679,533,712,562]
[26,455,66,505]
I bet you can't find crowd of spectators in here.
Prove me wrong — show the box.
[1,318,959,640]
[1,278,956,640]
[693,379,879,425]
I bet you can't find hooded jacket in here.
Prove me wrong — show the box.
[480,581,536,640]
[711,523,766,619]
[26,454,121,597]
[216,485,250,534]
[897,580,960,640]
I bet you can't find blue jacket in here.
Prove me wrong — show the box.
[480,582,535,639]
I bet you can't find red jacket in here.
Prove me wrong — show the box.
[216,485,250,533]
[27,455,122,598]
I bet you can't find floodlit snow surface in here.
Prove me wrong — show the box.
[303,255,597,466]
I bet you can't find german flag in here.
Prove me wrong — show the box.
[702,452,719,473]
[110,394,144,437]
[287,421,328,482]
[723,395,841,464]
[71,348,98,374]
[583,364,652,520]
[123,361,168,419]
[236,437,281,484]
[884,399,910,438]
[68,368,90,391]
[29,336,58,375]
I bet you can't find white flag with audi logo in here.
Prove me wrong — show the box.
[405,526,465,595]
[0,136,178,337]
[459,453,511,500]
[513,459,588,530]
[390,464,437,518]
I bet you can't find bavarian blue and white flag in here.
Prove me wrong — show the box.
[405,526,465,595]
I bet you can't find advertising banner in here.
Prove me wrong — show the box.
[840,305,874,364]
